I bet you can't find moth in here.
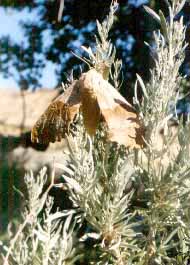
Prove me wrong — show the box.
[31,69,144,148]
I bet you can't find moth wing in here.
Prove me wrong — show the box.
[80,69,128,136]
[88,70,144,148]
[31,81,81,144]
[100,99,145,148]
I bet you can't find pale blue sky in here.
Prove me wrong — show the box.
[0,7,57,90]
[0,0,148,90]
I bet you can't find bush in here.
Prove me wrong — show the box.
[1,1,190,264]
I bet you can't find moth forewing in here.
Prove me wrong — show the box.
[80,69,144,148]
[31,80,81,144]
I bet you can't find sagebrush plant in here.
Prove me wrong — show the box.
[1,0,190,264]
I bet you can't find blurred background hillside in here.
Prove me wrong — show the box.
[0,0,190,235]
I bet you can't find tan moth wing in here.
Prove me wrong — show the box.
[80,69,144,148]
[79,71,101,136]
[31,80,81,144]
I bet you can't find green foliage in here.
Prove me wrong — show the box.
[1,1,190,264]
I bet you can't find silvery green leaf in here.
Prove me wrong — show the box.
[110,46,116,62]
[96,20,105,42]
[46,211,75,223]
[81,45,96,60]
[134,80,140,106]
[176,0,186,13]
[63,175,83,193]
[163,227,179,246]
[143,6,161,24]
[159,10,169,42]
[63,214,74,234]
[136,73,148,99]
[80,232,101,241]
[34,228,47,243]
[55,163,74,176]
[58,0,64,22]
[169,6,173,25]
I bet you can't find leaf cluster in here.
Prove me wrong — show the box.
[2,1,190,264]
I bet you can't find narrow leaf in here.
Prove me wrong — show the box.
[143,6,161,24]
[63,175,83,193]
[136,74,148,99]
[55,163,74,176]
[159,10,169,42]
[81,46,96,60]
[176,0,186,14]
[58,0,64,22]
[163,227,179,246]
